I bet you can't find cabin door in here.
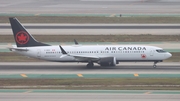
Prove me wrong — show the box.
[150,49,154,56]
[37,49,41,58]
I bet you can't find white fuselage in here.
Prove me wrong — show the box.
[12,45,172,63]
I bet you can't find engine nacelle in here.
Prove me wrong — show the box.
[98,57,116,66]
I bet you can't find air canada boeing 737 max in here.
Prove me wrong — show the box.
[9,17,172,68]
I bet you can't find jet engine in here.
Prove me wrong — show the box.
[98,57,116,66]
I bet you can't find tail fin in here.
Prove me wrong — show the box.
[9,17,50,47]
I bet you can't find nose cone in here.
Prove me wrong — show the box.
[167,52,172,58]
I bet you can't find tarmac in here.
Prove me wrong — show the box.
[0,90,180,101]
[0,62,180,74]
[1,0,180,100]
[1,0,180,14]
[1,24,180,35]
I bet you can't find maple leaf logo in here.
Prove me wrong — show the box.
[141,54,146,58]
[18,34,27,41]
[16,31,29,44]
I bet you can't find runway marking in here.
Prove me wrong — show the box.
[20,74,28,78]
[112,42,118,44]
[109,14,116,17]
[130,0,144,6]
[7,43,12,47]
[61,43,67,45]
[144,91,151,94]
[35,14,40,16]
[77,74,83,77]
[24,90,33,93]
[134,73,139,77]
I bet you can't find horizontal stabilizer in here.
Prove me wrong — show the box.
[9,47,29,51]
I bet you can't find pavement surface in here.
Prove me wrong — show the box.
[1,24,180,35]
[1,1,180,101]
[0,90,180,101]
[1,0,180,14]
[0,62,180,74]
[1,74,180,79]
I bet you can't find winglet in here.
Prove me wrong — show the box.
[59,45,69,58]
[74,39,79,45]
[59,45,67,54]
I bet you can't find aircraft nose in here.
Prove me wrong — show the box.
[167,52,172,58]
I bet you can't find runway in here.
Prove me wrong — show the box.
[1,24,180,29]
[1,0,180,14]
[0,62,180,74]
[1,24,180,35]
[0,90,180,101]
[1,1,180,100]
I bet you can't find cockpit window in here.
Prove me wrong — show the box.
[156,49,166,53]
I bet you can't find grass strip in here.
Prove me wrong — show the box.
[1,16,180,23]
[0,78,180,90]
[0,35,180,42]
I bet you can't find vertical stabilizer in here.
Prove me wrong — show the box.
[9,17,50,47]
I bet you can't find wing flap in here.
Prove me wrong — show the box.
[71,54,99,60]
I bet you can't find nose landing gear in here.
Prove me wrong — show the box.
[153,64,157,68]
[153,61,158,68]
[153,61,162,68]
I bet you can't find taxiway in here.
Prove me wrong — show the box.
[0,90,180,101]
[1,0,180,14]
[1,24,180,35]
[0,62,180,74]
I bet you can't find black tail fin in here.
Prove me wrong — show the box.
[9,17,50,47]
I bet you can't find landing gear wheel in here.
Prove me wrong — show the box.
[153,64,157,68]
[86,62,94,68]
[153,61,158,68]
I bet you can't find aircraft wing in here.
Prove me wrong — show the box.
[59,45,100,61]
[70,54,99,59]
[61,54,100,61]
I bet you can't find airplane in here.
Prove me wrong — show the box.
[8,17,172,68]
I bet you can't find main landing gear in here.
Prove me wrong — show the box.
[86,62,94,68]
